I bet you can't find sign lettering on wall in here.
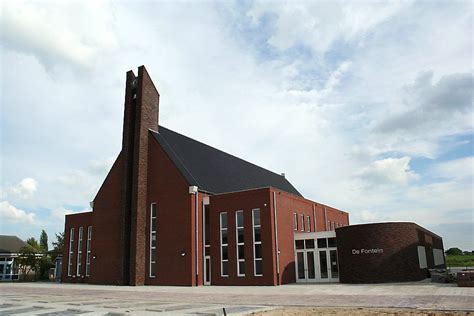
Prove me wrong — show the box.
[352,248,384,255]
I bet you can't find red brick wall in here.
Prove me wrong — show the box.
[88,153,127,285]
[62,211,92,283]
[271,189,349,284]
[145,135,195,286]
[209,188,276,285]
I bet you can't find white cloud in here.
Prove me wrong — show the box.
[0,1,118,71]
[0,201,35,224]
[432,157,474,181]
[247,1,408,53]
[6,178,38,200]
[50,207,75,221]
[355,157,419,186]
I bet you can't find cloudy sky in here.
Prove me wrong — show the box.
[1,1,472,250]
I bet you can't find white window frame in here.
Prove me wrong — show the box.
[293,213,298,231]
[220,212,228,277]
[68,228,74,276]
[300,214,304,232]
[252,208,263,277]
[85,226,92,276]
[236,210,245,277]
[306,215,311,232]
[76,227,83,276]
[149,202,157,277]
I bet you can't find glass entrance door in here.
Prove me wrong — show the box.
[315,237,339,282]
[295,239,316,283]
[294,232,339,283]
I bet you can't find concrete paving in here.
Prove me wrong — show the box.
[0,280,472,315]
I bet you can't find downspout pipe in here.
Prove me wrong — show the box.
[273,192,280,285]
[324,206,328,231]
[312,204,317,232]
[196,190,199,285]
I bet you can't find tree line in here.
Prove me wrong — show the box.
[16,230,64,281]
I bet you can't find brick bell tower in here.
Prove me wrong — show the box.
[121,66,160,285]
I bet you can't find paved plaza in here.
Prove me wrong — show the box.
[0,281,472,315]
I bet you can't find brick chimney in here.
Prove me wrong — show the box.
[121,66,160,285]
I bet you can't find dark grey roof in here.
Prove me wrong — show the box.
[152,126,302,197]
[0,235,26,254]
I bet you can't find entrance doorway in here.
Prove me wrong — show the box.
[295,241,316,282]
[295,232,339,283]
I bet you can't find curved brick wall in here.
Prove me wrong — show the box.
[336,222,445,283]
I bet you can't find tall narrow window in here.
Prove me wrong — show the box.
[300,214,304,232]
[149,203,157,277]
[306,216,311,232]
[68,228,74,276]
[85,226,92,276]
[236,210,245,276]
[220,212,228,277]
[252,208,262,276]
[293,213,298,231]
[76,227,83,276]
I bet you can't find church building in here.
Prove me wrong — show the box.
[62,66,348,286]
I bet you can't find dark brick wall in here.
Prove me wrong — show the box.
[127,66,160,286]
[336,222,445,283]
[62,211,92,283]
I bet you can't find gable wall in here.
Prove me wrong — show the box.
[145,135,195,285]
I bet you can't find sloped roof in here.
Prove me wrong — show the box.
[0,235,26,254]
[151,126,302,197]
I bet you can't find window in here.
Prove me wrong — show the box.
[252,208,262,276]
[85,226,92,276]
[293,213,298,231]
[68,228,74,276]
[418,246,427,269]
[306,216,311,232]
[236,210,245,276]
[76,227,83,276]
[433,248,444,266]
[220,212,228,277]
[149,203,157,277]
[300,214,304,232]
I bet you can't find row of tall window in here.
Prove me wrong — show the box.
[292,213,346,232]
[220,208,262,277]
[293,213,312,232]
[67,226,92,277]
[327,221,344,231]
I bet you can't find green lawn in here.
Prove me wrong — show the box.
[446,254,474,267]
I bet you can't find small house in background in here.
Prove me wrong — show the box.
[0,235,26,281]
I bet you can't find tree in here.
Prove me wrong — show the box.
[445,247,463,256]
[26,237,40,251]
[40,230,48,253]
[52,232,64,255]
[16,244,40,281]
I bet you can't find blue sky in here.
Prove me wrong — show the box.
[0,0,472,250]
